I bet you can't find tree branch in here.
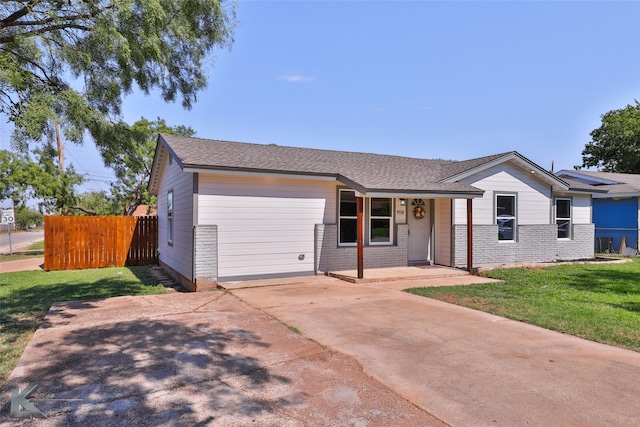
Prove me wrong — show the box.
[70,204,97,215]
[0,46,65,90]
[1,2,116,43]
[0,22,93,44]
[0,0,42,29]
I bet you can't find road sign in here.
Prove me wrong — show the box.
[2,209,15,224]
[1,208,15,224]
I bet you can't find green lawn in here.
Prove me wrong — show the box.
[0,266,168,384]
[406,259,640,352]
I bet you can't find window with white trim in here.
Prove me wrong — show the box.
[496,194,516,241]
[556,198,571,239]
[369,198,393,245]
[339,190,357,245]
[167,190,174,245]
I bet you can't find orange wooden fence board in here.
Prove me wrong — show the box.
[44,216,158,271]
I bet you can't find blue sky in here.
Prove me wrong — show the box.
[4,0,640,195]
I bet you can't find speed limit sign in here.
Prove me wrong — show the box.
[1,208,15,224]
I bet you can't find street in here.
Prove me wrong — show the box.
[0,229,44,254]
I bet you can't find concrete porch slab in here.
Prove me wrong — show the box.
[329,266,481,283]
[219,266,501,291]
[219,274,339,290]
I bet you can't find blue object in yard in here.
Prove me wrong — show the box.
[593,197,638,251]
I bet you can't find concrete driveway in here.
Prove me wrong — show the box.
[1,291,444,426]
[230,276,640,427]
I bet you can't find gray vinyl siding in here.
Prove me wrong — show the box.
[448,162,595,267]
[434,198,452,266]
[157,155,194,281]
[553,193,591,224]
[197,174,337,279]
[453,162,552,225]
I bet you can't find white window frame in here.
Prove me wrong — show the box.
[496,194,516,242]
[167,190,174,245]
[555,198,572,240]
[338,189,357,246]
[369,197,393,246]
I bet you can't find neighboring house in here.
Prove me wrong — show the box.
[131,204,157,216]
[556,170,639,253]
[148,134,595,291]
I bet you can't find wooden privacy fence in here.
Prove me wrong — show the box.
[44,216,158,271]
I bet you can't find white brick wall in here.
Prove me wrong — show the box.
[315,224,408,272]
[453,223,595,268]
[194,225,218,283]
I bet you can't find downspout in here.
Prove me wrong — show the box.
[429,199,435,263]
[467,198,474,273]
[357,196,364,279]
[191,173,199,285]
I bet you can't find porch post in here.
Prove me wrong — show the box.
[357,196,364,279]
[467,198,473,273]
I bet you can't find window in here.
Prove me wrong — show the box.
[339,190,357,245]
[556,198,571,239]
[167,190,174,245]
[370,198,392,245]
[496,194,516,241]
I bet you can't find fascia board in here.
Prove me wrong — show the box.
[593,192,640,199]
[556,169,622,185]
[183,166,338,181]
[336,175,483,199]
[336,175,368,194]
[148,139,168,195]
[363,191,483,199]
[149,135,187,195]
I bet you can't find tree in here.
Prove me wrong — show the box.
[0,147,83,212]
[580,101,640,173]
[110,117,195,215]
[0,150,36,204]
[74,190,121,216]
[1,0,234,168]
[15,205,43,230]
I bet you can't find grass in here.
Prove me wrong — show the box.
[406,259,640,352]
[0,266,168,385]
[0,240,45,262]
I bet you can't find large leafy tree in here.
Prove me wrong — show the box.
[580,101,640,173]
[111,117,195,215]
[14,205,44,230]
[74,190,121,216]
[0,0,234,187]
[0,147,83,212]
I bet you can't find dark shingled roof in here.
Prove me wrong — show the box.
[155,135,554,196]
[559,177,609,193]
[558,170,640,194]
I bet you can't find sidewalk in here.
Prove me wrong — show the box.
[0,257,44,273]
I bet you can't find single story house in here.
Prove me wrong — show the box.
[556,170,640,253]
[149,134,596,291]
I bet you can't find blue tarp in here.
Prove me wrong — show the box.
[593,198,638,251]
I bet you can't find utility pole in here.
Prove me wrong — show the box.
[55,123,66,215]
[55,122,64,172]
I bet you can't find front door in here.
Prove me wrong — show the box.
[408,199,431,263]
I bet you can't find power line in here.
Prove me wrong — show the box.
[65,148,109,191]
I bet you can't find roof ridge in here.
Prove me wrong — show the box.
[159,133,456,163]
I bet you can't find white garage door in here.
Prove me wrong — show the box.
[209,195,326,280]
